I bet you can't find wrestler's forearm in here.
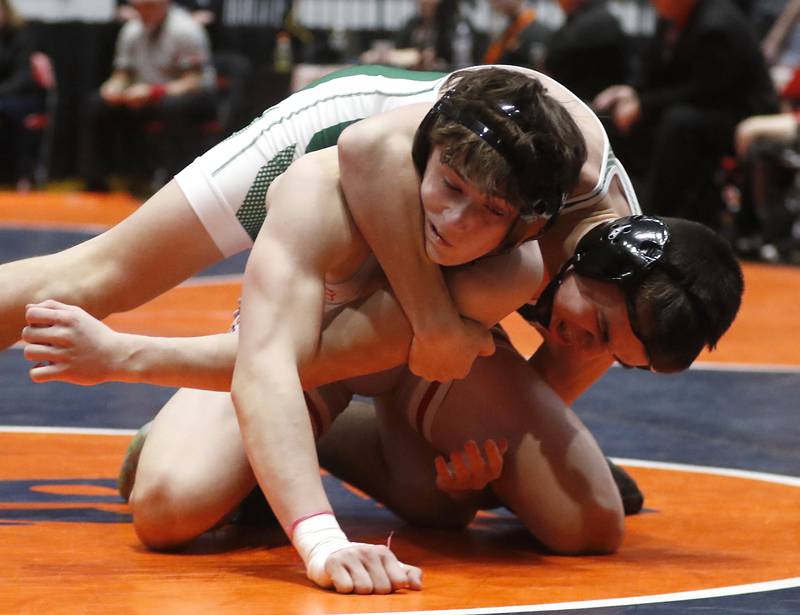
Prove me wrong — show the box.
[90,294,407,392]
[232,355,331,535]
[114,331,237,391]
[301,288,412,389]
[75,249,535,392]
[527,340,612,406]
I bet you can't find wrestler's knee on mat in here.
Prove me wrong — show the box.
[536,503,624,556]
[130,470,203,550]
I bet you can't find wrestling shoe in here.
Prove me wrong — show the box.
[117,421,153,503]
[607,457,644,515]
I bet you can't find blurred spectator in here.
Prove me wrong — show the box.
[594,0,778,229]
[171,0,230,51]
[482,0,551,70]
[735,0,800,165]
[761,0,800,68]
[82,0,216,192]
[736,113,798,159]
[0,0,44,190]
[544,0,630,101]
[729,0,800,260]
[361,0,479,71]
[731,111,800,260]
[119,0,221,25]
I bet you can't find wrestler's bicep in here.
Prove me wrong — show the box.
[238,233,325,372]
[238,160,338,365]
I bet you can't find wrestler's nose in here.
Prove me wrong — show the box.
[440,199,478,232]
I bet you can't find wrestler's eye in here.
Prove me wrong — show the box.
[484,200,511,217]
[443,178,461,193]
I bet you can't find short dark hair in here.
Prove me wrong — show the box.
[428,68,587,218]
[634,218,744,373]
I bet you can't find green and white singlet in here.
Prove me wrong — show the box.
[175,66,447,257]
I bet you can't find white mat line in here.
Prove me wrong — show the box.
[610,457,800,486]
[1,430,797,614]
[362,577,800,615]
[686,361,800,374]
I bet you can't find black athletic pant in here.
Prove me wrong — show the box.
[80,89,217,189]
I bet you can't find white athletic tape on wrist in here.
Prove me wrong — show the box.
[291,513,351,588]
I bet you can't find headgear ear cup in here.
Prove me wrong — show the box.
[522,216,710,370]
[411,103,440,177]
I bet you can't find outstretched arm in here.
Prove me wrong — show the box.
[230,154,421,594]
[338,105,495,382]
[23,243,542,392]
[23,300,238,390]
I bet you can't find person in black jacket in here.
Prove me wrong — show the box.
[361,0,479,71]
[545,0,630,102]
[0,0,43,189]
[594,0,778,227]
[482,0,552,70]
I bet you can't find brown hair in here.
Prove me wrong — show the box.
[634,218,744,372]
[428,67,587,218]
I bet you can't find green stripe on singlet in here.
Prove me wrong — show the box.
[302,67,443,153]
[306,119,360,153]
[229,67,444,240]
[303,69,444,151]
[214,78,442,177]
[234,119,358,240]
[236,144,296,240]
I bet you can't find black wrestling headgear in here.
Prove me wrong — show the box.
[521,215,710,370]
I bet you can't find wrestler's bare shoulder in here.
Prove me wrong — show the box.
[339,104,431,157]
[266,148,370,276]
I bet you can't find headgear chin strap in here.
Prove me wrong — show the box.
[411,91,566,248]
[523,215,709,370]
